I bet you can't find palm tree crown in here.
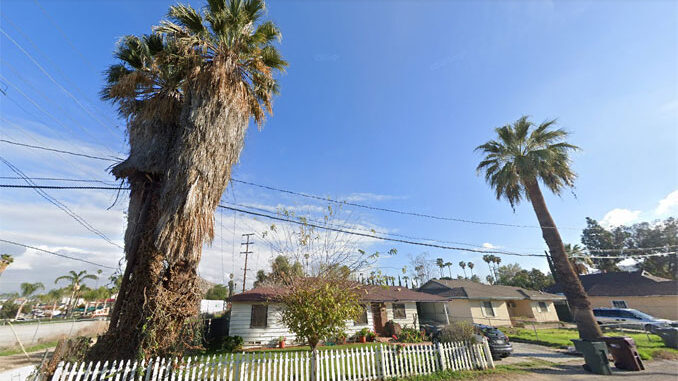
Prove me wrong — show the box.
[55,270,98,289]
[155,0,287,125]
[475,116,579,209]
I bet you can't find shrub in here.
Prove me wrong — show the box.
[384,320,402,337]
[437,321,477,343]
[209,335,243,353]
[358,328,371,338]
[397,327,425,343]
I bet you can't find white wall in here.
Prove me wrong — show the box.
[229,302,421,347]
[384,302,419,330]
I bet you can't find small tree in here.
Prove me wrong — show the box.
[279,277,361,379]
[15,282,45,319]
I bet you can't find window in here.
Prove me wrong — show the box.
[507,302,516,308]
[612,300,628,308]
[250,305,268,328]
[537,302,548,313]
[354,304,368,325]
[481,301,495,317]
[392,303,406,319]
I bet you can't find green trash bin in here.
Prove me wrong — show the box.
[571,339,612,375]
[655,327,678,349]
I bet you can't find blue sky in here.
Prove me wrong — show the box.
[0,0,676,292]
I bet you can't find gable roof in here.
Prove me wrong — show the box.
[230,284,446,303]
[545,270,678,297]
[419,279,565,301]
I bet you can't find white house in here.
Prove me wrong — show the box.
[229,284,446,348]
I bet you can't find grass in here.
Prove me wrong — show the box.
[394,360,555,380]
[0,340,58,356]
[504,327,678,360]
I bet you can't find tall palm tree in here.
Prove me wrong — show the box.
[482,255,493,279]
[458,261,467,278]
[55,270,98,318]
[92,0,286,359]
[0,254,13,277]
[436,258,445,278]
[467,262,475,277]
[444,262,453,278]
[493,256,502,279]
[476,116,602,339]
[15,282,44,319]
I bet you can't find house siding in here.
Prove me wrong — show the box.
[230,301,400,347]
[384,302,419,330]
[588,295,678,320]
[529,301,559,322]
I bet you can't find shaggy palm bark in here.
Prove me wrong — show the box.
[89,175,202,360]
[89,80,248,360]
[524,179,603,340]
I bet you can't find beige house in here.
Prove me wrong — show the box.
[546,270,678,320]
[418,279,564,327]
[229,284,445,347]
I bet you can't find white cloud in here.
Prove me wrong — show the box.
[482,242,499,250]
[660,99,678,113]
[599,189,678,228]
[342,193,406,203]
[655,190,678,217]
[600,208,642,228]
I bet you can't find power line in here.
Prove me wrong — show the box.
[4,182,675,256]
[0,139,121,162]
[0,176,116,185]
[0,138,581,232]
[219,204,547,257]
[229,179,577,231]
[0,159,123,249]
[0,238,116,269]
[0,26,120,138]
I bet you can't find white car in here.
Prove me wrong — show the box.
[593,308,675,332]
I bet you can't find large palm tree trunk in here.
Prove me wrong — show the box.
[524,179,602,340]
[88,176,202,360]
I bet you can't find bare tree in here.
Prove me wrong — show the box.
[261,204,393,277]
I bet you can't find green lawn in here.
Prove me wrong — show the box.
[395,360,555,380]
[504,327,678,360]
[0,340,58,357]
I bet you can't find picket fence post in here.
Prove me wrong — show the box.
[482,337,495,369]
[435,342,446,371]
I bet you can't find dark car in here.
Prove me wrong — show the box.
[473,324,513,360]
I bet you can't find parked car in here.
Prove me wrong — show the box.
[593,308,676,332]
[473,324,513,360]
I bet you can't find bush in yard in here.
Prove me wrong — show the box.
[437,321,477,343]
[384,320,402,338]
[208,335,244,353]
[280,277,362,350]
[397,327,426,343]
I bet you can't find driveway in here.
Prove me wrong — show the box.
[498,342,576,365]
[517,359,678,380]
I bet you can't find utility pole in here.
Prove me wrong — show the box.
[241,233,254,293]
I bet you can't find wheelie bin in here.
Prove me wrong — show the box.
[571,339,612,375]
[654,327,678,349]
[602,336,645,371]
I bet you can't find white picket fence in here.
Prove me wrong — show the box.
[51,340,494,381]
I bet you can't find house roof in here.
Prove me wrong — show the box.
[545,270,678,297]
[419,279,566,301]
[230,284,447,303]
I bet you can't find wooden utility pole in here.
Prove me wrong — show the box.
[241,233,254,293]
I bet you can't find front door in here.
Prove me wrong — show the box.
[371,303,387,335]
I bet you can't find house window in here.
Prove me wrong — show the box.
[392,303,406,319]
[354,304,368,325]
[481,301,495,317]
[250,305,268,328]
[612,300,628,308]
[537,302,549,312]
